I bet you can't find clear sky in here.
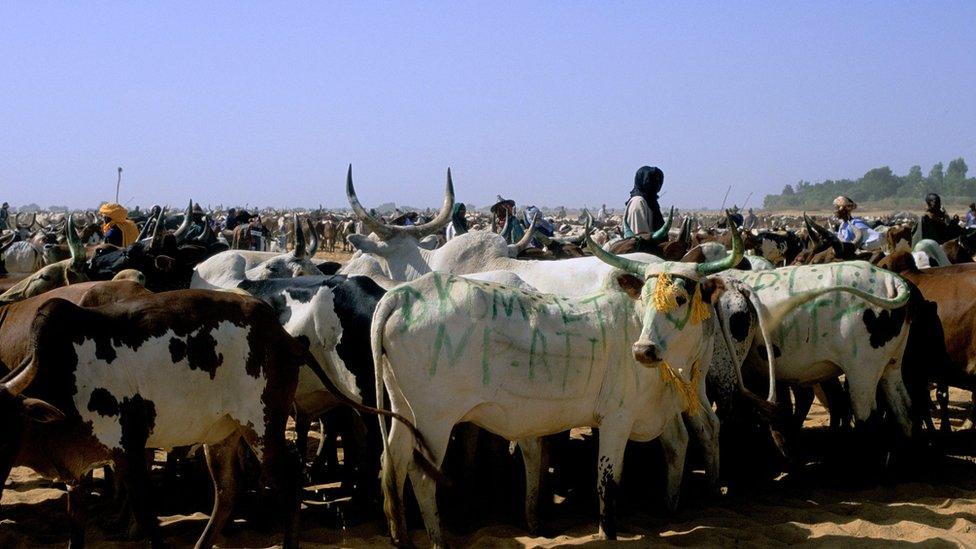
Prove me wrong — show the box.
[1,2,974,211]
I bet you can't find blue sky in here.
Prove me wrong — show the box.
[1,2,974,210]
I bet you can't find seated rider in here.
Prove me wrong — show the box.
[833,196,880,249]
[99,202,139,247]
[920,193,962,244]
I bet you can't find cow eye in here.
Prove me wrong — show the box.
[676,294,687,306]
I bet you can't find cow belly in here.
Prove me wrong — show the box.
[72,322,268,451]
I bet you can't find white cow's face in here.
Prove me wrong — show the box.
[626,273,724,368]
[347,233,433,281]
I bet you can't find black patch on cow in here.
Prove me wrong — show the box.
[118,394,156,450]
[729,311,750,342]
[862,307,906,349]
[757,344,782,359]
[168,337,187,363]
[285,287,318,304]
[93,337,117,363]
[295,335,311,350]
[597,455,617,538]
[87,387,120,417]
[185,329,223,379]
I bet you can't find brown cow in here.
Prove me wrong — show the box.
[878,251,976,430]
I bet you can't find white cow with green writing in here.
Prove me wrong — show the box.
[370,240,747,546]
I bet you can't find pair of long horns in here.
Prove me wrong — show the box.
[346,165,454,240]
[803,213,835,246]
[15,212,36,230]
[586,214,744,277]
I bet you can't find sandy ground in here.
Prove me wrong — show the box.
[2,387,974,548]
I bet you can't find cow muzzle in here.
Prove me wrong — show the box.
[632,342,661,365]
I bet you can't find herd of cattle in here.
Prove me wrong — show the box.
[1,169,974,548]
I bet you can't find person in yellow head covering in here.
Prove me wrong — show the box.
[99,202,139,246]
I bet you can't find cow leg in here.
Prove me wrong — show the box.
[66,483,86,548]
[659,414,689,512]
[596,421,629,540]
[819,378,852,430]
[517,436,546,533]
[879,365,914,439]
[792,385,815,432]
[406,423,453,549]
[115,398,161,546]
[294,413,312,466]
[685,383,721,494]
[967,391,976,431]
[195,432,242,549]
[936,383,951,432]
[381,419,415,547]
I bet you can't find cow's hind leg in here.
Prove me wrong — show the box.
[879,364,914,439]
[115,396,161,546]
[195,431,243,549]
[936,383,951,432]
[66,483,85,548]
[382,419,414,547]
[406,422,452,549]
[660,414,689,512]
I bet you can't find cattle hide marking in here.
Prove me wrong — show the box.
[72,321,267,450]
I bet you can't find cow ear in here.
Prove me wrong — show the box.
[22,398,65,423]
[347,234,383,255]
[154,255,176,272]
[699,277,726,304]
[615,273,644,300]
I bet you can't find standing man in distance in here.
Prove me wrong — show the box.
[625,166,665,236]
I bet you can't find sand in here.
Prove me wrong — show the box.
[2,387,974,548]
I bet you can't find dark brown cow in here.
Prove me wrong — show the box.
[878,251,976,430]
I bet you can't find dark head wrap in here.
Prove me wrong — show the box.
[451,203,469,235]
[629,166,664,205]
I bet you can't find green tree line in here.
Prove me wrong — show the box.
[763,158,975,210]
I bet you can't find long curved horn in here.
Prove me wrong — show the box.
[651,206,674,243]
[500,212,514,242]
[513,211,540,252]
[136,209,158,241]
[803,213,822,246]
[809,214,835,243]
[697,215,743,275]
[585,226,649,277]
[305,218,318,255]
[402,168,455,238]
[291,214,306,258]
[678,216,692,247]
[3,358,37,396]
[66,213,86,272]
[346,165,395,240]
[172,200,193,241]
[150,208,166,250]
[195,215,214,243]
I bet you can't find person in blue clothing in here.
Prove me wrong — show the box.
[833,195,880,249]
[966,203,976,228]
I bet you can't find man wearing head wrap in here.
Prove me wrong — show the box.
[183,203,208,240]
[920,192,962,244]
[832,196,879,249]
[99,202,139,247]
[625,166,665,236]
[446,203,469,241]
[0,203,8,230]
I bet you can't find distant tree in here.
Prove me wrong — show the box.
[782,184,794,195]
[928,162,945,189]
[946,157,969,194]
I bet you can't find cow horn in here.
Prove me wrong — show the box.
[3,358,37,396]
[292,214,306,257]
[678,216,692,247]
[697,214,743,275]
[345,165,454,240]
[500,211,515,242]
[346,165,395,240]
[136,208,158,242]
[803,213,822,246]
[622,216,635,239]
[513,211,540,252]
[651,206,674,243]
[150,208,166,250]
[66,213,86,272]
[403,168,455,238]
[195,215,214,242]
[172,200,193,241]
[585,225,649,277]
[306,218,318,255]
